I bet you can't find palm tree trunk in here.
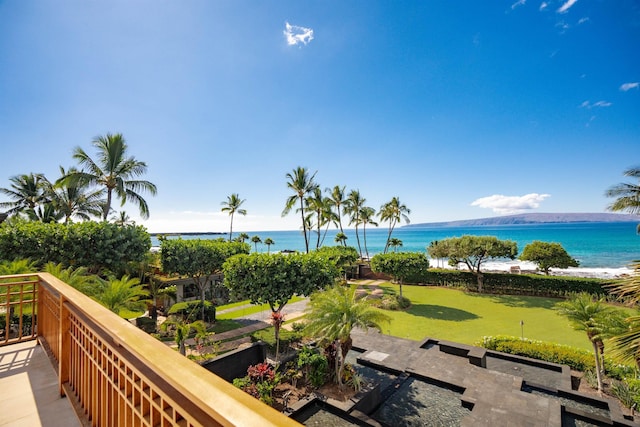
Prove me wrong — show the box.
[229,213,234,241]
[354,223,362,258]
[299,197,309,253]
[592,340,604,392]
[363,224,370,259]
[103,188,113,220]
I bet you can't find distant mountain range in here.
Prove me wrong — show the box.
[405,212,639,228]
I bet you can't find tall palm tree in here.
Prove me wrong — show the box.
[307,187,335,249]
[236,232,250,243]
[51,167,104,223]
[282,167,318,253]
[264,238,275,254]
[305,285,390,387]
[344,190,366,258]
[65,133,157,221]
[606,166,640,232]
[556,293,614,392]
[359,206,377,260]
[0,173,50,217]
[607,262,640,368]
[221,193,247,241]
[251,235,262,252]
[379,197,411,254]
[334,232,348,246]
[327,185,347,242]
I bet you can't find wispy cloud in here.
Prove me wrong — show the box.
[580,100,612,109]
[578,17,590,24]
[471,193,551,214]
[539,2,548,11]
[620,82,639,91]
[284,22,314,46]
[557,0,579,14]
[511,0,526,10]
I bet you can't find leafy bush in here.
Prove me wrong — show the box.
[251,327,303,351]
[378,294,411,310]
[167,300,216,322]
[421,269,610,297]
[0,220,151,274]
[233,362,281,406]
[297,345,328,387]
[478,335,634,380]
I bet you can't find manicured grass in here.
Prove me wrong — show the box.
[216,296,305,320]
[209,319,243,334]
[375,284,632,352]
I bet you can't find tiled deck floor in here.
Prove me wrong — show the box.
[0,340,81,427]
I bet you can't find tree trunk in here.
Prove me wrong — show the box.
[475,271,484,293]
[592,340,604,393]
[299,197,309,253]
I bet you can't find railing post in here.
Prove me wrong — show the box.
[59,296,70,397]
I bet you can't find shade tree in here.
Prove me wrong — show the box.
[370,252,430,299]
[519,241,579,275]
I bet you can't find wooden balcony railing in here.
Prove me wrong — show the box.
[0,273,301,427]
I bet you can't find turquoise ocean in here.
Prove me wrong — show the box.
[151,222,640,277]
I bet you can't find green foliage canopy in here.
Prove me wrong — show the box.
[519,240,579,274]
[222,252,339,313]
[370,251,430,297]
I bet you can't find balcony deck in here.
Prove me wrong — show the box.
[0,340,81,427]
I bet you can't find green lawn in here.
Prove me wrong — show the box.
[216,296,305,320]
[376,284,633,352]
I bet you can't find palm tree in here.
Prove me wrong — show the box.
[26,202,64,223]
[344,190,366,259]
[160,318,207,356]
[359,206,377,260]
[43,262,102,297]
[264,238,275,254]
[111,211,134,226]
[606,166,640,232]
[221,193,247,241]
[306,187,334,249]
[64,133,157,221]
[607,262,640,368]
[379,197,411,254]
[236,232,250,243]
[251,235,262,252]
[334,232,348,246]
[305,285,390,387]
[96,275,150,316]
[327,185,347,243]
[51,166,104,223]
[388,237,403,253]
[556,293,614,392]
[0,173,50,217]
[282,167,318,253]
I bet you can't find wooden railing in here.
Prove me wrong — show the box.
[1,273,301,427]
[0,275,38,345]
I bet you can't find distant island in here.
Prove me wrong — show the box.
[405,212,639,228]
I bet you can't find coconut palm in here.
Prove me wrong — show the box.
[236,232,250,243]
[43,262,103,297]
[221,193,247,241]
[64,133,157,221]
[360,206,377,260]
[264,238,275,254]
[48,166,104,223]
[388,237,403,253]
[606,166,640,232]
[379,197,411,254]
[282,167,318,253]
[0,173,51,217]
[251,235,262,252]
[334,232,348,246]
[344,190,366,258]
[556,293,614,392]
[305,285,390,387]
[607,262,640,368]
[307,187,335,249]
[96,275,150,315]
[327,185,347,243]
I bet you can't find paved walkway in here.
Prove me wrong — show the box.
[0,340,82,427]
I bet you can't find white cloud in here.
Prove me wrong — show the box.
[539,2,548,11]
[578,17,590,24]
[471,193,550,214]
[511,0,526,10]
[620,82,640,91]
[284,22,314,46]
[557,0,579,14]
[580,100,612,109]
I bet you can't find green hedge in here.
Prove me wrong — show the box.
[479,335,634,380]
[415,269,611,297]
[0,220,151,274]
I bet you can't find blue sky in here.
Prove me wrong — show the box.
[1,1,638,232]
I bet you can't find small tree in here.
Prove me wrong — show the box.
[161,318,207,356]
[223,252,338,362]
[96,275,149,315]
[251,235,262,252]
[160,239,250,321]
[304,285,390,388]
[519,241,579,275]
[370,252,430,299]
[430,235,517,292]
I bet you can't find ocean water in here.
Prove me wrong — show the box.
[151,222,640,277]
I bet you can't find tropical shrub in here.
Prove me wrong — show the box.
[168,300,216,323]
[233,363,281,406]
[297,345,329,388]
